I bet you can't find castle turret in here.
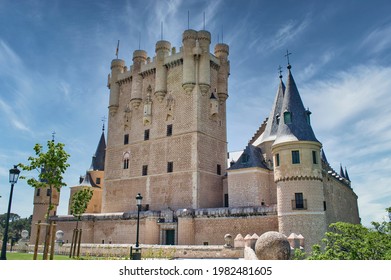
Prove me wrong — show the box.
[214,43,229,103]
[130,50,147,108]
[197,30,211,95]
[182,29,197,93]
[155,40,171,101]
[108,59,125,116]
[272,65,326,250]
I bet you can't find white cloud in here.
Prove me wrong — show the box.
[300,64,391,226]
[360,22,391,54]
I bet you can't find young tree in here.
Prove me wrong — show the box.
[309,208,391,260]
[19,140,70,259]
[69,187,93,258]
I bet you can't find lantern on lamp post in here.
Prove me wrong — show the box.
[1,165,21,260]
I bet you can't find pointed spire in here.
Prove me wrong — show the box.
[259,76,285,144]
[90,130,106,171]
[274,65,319,145]
[340,164,346,178]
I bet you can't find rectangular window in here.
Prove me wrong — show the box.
[292,150,300,164]
[224,194,229,207]
[124,134,129,145]
[96,178,101,185]
[167,161,173,173]
[46,188,51,197]
[312,151,318,164]
[323,201,327,211]
[217,164,222,175]
[142,165,148,176]
[36,188,40,196]
[275,153,280,167]
[166,124,173,136]
[292,192,307,210]
[144,129,150,141]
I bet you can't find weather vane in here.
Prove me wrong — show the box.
[101,116,107,132]
[285,49,292,68]
[278,65,283,79]
[52,131,56,142]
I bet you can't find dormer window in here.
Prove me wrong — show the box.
[283,110,292,124]
[275,114,280,125]
[241,153,250,163]
[305,108,312,125]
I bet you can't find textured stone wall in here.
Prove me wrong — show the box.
[103,31,228,213]
[323,173,360,225]
[227,168,276,207]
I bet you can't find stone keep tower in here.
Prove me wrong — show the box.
[30,186,60,244]
[271,65,326,248]
[103,29,229,213]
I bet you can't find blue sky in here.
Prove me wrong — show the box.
[0,0,390,227]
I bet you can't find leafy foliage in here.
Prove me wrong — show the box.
[0,214,32,242]
[19,140,70,192]
[70,188,93,219]
[309,208,391,260]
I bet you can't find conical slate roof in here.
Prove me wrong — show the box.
[258,78,285,144]
[90,131,106,171]
[229,144,268,170]
[274,66,319,145]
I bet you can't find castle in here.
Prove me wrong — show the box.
[31,29,360,250]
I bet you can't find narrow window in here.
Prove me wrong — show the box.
[224,194,229,207]
[323,201,327,211]
[284,111,292,124]
[166,124,173,136]
[36,188,40,196]
[96,178,101,185]
[46,188,51,197]
[142,165,148,176]
[275,153,280,167]
[217,164,221,175]
[123,158,129,169]
[312,151,318,164]
[292,150,300,164]
[294,192,304,209]
[167,161,173,173]
[144,129,150,141]
[124,134,129,145]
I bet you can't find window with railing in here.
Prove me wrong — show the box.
[292,193,307,210]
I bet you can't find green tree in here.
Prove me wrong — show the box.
[309,208,391,260]
[69,187,93,258]
[19,140,70,259]
[71,187,93,224]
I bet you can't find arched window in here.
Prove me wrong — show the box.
[123,152,130,169]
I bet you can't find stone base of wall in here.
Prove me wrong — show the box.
[24,244,243,259]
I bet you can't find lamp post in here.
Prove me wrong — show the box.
[131,193,142,260]
[1,165,20,260]
[135,193,143,248]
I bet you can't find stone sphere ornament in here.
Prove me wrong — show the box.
[255,231,291,260]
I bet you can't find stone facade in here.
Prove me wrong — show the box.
[39,28,360,251]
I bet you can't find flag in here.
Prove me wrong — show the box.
[116,40,120,58]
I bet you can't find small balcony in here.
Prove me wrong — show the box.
[291,199,307,210]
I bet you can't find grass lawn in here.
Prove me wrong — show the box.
[6,252,71,260]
